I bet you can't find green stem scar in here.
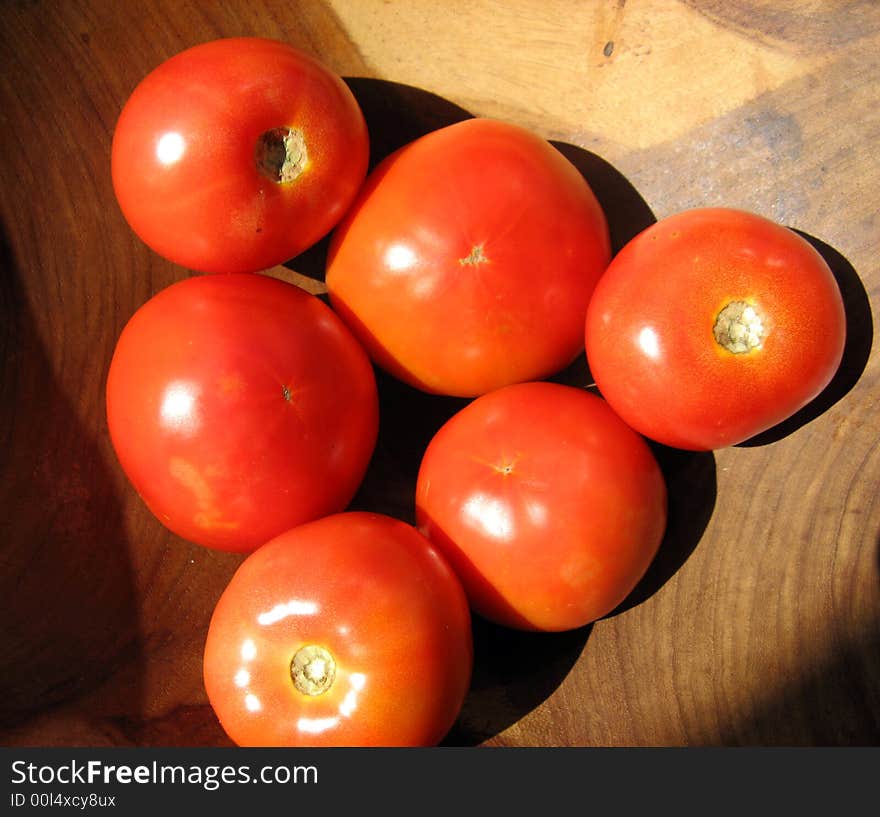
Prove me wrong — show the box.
[290,644,336,696]
[713,300,767,354]
[459,243,488,266]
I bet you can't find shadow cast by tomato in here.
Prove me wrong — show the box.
[548,143,656,390]
[717,616,880,745]
[605,445,718,618]
[285,78,476,285]
[285,79,655,299]
[551,141,656,257]
[0,226,143,743]
[348,368,471,524]
[409,508,593,746]
[441,616,592,747]
[737,232,872,447]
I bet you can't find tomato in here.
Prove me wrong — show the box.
[325,117,611,397]
[584,208,847,450]
[202,511,473,746]
[111,37,369,274]
[105,273,379,552]
[415,381,667,631]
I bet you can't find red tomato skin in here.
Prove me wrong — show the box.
[325,117,612,397]
[202,512,473,747]
[415,382,667,632]
[111,37,369,273]
[585,208,847,450]
[106,273,379,552]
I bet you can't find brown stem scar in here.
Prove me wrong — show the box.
[255,127,308,183]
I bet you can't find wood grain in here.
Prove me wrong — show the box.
[1,0,877,747]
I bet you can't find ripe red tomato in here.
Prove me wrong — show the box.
[325,118,611,397]
[585,208,847,450]
[106,273,379,552]
[415,381,667,632]
[111,37,369,273]
[202,512,473,746]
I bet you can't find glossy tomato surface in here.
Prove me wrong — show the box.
[106,273,379,552]
[585,208,847,450]
[415,382,667,631]
[203,512,473,746]
[111,37,369,273]
[325,117,611,397]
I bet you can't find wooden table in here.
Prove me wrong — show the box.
[1,0,877,747]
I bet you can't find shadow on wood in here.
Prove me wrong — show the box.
[442,617,592,746]
[0,226,144,739]
[607,446,717,618]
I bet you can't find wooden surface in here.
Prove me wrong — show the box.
[1,0,878,747]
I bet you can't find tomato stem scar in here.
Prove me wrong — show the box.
[491,454,520,476]
[290,644,336,696]
[459,243,488,266]
[255,127,308,183]
[713,300,766,354]
[281,384,292,402]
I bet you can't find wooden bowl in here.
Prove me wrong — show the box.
[1,0,877,747]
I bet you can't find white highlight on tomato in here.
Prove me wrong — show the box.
[257,599,319,625]
[524,499,548,527]
[295,671,368,734]
[244,693,262,712]
[297,716,339,734]
[462,493,514,541]
[240,638,257,662]
[384,243,417,272]
[339,672,366,718]
[156,131,185,165]
[160,380,199,430]
[637,326,661,360]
